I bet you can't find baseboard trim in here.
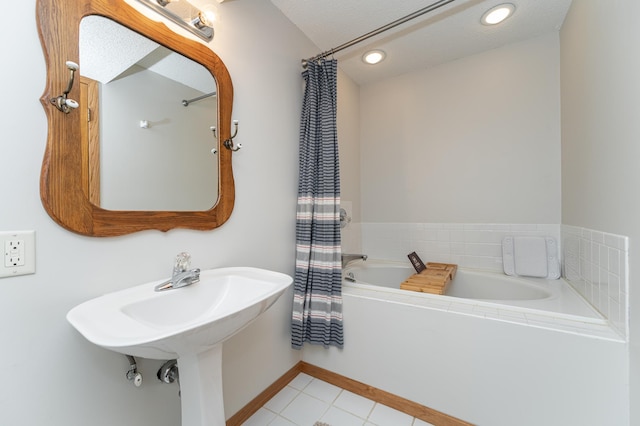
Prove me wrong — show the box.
[226,362,303,425]
[226,361,472,426]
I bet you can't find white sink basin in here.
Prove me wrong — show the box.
[67,267,292,359]
[67,267,292,426]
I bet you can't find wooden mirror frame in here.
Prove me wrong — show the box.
[36,0,235,236]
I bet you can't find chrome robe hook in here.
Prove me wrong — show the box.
[51,61,79,113]
[223,120,241,151]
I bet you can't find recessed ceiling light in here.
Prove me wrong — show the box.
[481,3,515,25]
[362,50,386,65]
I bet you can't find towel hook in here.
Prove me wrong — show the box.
[50,61,79,114]
[210,126,218,155]
[223,120,241,152]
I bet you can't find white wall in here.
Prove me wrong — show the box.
[0,1,317,424]
[101,66,218,211]
[337,71,362,253]
[360,33,561,224]
[560,0,640,423]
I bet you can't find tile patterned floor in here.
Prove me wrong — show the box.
[242,373,435,426]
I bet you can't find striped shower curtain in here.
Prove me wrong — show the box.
[291,59,343,349]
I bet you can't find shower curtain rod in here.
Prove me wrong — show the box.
[182,91,216,107]
[302,0,457,67]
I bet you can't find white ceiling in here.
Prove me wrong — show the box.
[270,0,572,85]
[80,15,215,94]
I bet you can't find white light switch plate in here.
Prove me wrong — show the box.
[0,230,35,278]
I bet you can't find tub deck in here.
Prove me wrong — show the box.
[343,260,622,341]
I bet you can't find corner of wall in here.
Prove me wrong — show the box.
[562,224,629,339]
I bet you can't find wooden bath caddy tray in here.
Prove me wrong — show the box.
[400,262,458,295]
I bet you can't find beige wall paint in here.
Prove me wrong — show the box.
[359,33,561,224]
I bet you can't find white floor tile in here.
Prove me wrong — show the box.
[268,415,297,425]
[288,372,314,390]
[413,418,436,426]
[320,406,367,426]
[247,374,433,426]
[280,392,330,425]
[264,385,300,413]
[303,378,342,403]
[368,403,414,426]
[333,390,376,419]
[242,407,276,426]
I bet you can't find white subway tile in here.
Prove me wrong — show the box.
[444,223,464,230]
[608,273,620,302]
[449,230,465,242]
[591,242,600,265]
[417,240,439,252]
[450,242,465,254]
[536,224,560,235]
[437,229,450,241]
[600,245,609,269]
[422,223,443,230]
[510,224,538,231]
[592,230,605,243]
[463,230,493,243]
[604,233,621,249]
[608,248,620,275]
[359,222,629,339]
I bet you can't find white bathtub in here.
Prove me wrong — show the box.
[343,259,604,321]
[305,259,627,426]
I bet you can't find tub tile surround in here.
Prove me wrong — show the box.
[360,223,560,272]
[353,222,628,341]
[562,225,629,339]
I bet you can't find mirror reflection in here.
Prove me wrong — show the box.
[79,16,219,211]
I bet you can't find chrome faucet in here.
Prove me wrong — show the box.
[341,253,368,268]
[154,252,201,292]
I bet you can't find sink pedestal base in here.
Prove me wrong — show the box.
[177,344,225,426]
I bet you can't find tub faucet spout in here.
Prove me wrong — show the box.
[341,253,368,268]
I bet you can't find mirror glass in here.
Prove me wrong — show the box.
[38,0,235,236]
[79,16,219,211]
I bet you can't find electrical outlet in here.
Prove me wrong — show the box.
[0,231,35,278]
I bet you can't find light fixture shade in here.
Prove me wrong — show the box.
[200,5,218,25]
[481,3,515,25]
[136,0,214,41]
[362,49,386,65]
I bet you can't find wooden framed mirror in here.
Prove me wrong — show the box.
[36,0,234,236]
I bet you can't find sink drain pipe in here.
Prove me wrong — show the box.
[157,359,179,384]
[125,355,143,387]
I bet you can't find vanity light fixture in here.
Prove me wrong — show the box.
[192,6,217,30]
[362,49,386,65]
[481,3,515,25]
[136,0,214,41]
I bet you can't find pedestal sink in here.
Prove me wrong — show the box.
[67,267,292,426]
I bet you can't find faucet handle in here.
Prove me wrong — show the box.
[174,252,191,273]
